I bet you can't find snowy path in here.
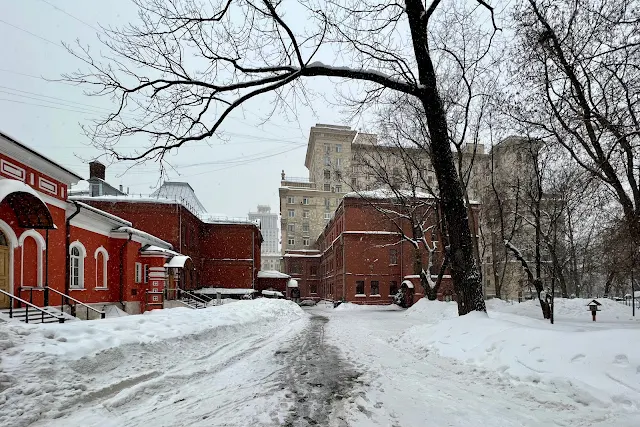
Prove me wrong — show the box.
[315,304,639,427]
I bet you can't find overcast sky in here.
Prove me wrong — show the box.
[0,0,361,218]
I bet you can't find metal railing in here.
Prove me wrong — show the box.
[46,287,106,320]
[165,288,210,308]
[0,289,65,323]
[19,287,106,320]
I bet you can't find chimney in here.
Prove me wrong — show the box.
[89,161,106,180]
[119,184,123,192]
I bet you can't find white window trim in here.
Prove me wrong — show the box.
[18,230,46,288]
[135,262,142,283]
[94,246,109,289]
[69,240,87,289]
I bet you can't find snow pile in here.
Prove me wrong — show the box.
[0,300,305,427]
[493,297,636,322]
[334,302,402,311]
[395,299,640,408]
[404,298,459,323]
[3,299,304,360]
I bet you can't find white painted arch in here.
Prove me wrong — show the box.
[18,229,46,288]
[94,246,109,289]
[0,219,17,298]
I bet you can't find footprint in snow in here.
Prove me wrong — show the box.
[613,354,629,366]
[570,354,585,363]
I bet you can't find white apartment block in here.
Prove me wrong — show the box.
[248,205,281,271]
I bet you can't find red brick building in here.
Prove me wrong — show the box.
[71,164,263,294]
[0,132,184,319]
[284,192,480,305]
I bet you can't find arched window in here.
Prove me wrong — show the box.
[69,241,86,289]
[94,247,109,289]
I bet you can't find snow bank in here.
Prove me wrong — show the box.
[334,302,402,311]
[395,299,640,408]
[404,298,459,323]
[2,299,305,360]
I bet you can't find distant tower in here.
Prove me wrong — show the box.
[248,205,280,271]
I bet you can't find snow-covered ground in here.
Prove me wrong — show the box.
[317,298,640,426]
[0,300,308,427]
[1,297,638,426]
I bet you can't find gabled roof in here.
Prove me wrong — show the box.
[150,181,207,215]
[0,131,83,184]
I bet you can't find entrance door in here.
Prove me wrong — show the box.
[0,230,10,308]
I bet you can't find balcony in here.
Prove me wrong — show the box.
[281,177,316,189]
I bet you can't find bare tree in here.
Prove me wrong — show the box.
[64,0,502,314]
[509,0,640,250]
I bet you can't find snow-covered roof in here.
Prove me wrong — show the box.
[401,279,415,289]
[140,245,180,257]
[261,290,284,297]
[344,188,435,200]
[69,180,90,195]
[194,288,257,295]
[283,253,322,258]
[202,215,260,225]
[112,226,173,249]
[287,279,299,288]
[73,201,132,227]
[70,194,187,205]
[164,255,191,268]
[257,270,290,279]
[0,178,49,206]
[150,181,206,215]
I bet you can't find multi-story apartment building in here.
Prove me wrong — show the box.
[248,205,281,271]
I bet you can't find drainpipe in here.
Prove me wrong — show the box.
[119,231,133,305]
[65,202,82,296]
[44,229,49,306]
[251,227,255,290]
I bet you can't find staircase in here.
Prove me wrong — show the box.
[178,290,209,309]
[0,306,70,324]
[180,291,209,309]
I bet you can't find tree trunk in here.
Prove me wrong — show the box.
[535,278,551,319]
[405,0,485,315]
[603,270,616,297]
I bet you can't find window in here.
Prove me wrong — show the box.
[144,264,149,283]
[310,265,318,275]
[390,281,398,296]
[303,197,309,205]
[324,212,331,220]
[356,280,365,295]
[135,262,142,283]
[94,246,109,289]
[69,241,86,289]
[287,196,295,204]
[90,183,101,197]
[324,169,331,180]
[336,158,342,167]
[335,185,342,193]
[428,175,434,184]
[324,156,331,166]
[336,144,342,153]
[303,238,310,246]
[288,238,295,246]
[371,281,380,296]
[324,144,331,153]
[310,283,317,293]
[288,209,295,218]
[303,210,309,219]
[287,223,295,233]
[324,184,331,191]
[302,223,309,232]
[389,249,398,265]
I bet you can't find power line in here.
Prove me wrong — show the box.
[0,18,65,49]
[38,0,105,35]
